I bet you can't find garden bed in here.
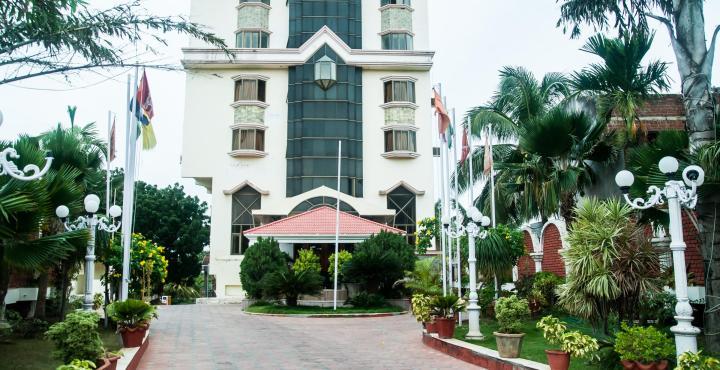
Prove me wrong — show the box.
[245,304,406,316]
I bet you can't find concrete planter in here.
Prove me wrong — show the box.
[494,332,524,358]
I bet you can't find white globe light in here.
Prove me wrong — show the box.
[441,214,451,226]
[84,194,101,214]
[615,170,635,188]
[468,207,482,223]
[109,205,122,218]
[658,156,679,175]
[55,205,70,219]
[481,216,491,227]
[683,165,705,187]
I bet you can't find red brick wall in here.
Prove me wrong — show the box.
[542,224,566,277]
[682,212,705,285]
[517,231,535,277]
[8,269,34,289]
[608,95,686,132]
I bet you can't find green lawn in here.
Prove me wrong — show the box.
[245,304,405,315]
[0,327,122,370]
[453,316,604,370]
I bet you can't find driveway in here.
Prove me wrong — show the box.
[137,305,478,370]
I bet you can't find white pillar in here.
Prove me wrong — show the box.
[83,217,97,311]
[529,252,543,273]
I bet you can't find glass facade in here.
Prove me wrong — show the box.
[231,187,262,255]
[387,186,416,245]
[381,0,411,5]
[235,31,270,48]
[381,32,413,50]
[287,45,363,197]
[287,0,362,49]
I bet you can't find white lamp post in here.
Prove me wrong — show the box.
[442,206,491,340]
[57,195,122,311]
[615,156,704,358]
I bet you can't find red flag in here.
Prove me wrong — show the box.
[432,89,451,141]
[460,126,470,164]
[109,118,116,162]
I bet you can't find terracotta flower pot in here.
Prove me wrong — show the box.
[119,325,148,347]
[656,360,669,370]
[494,332,524,358]
[635,362,655,370]
[105,355,121,370]
[545,350,570,370]
[425,321,438,334]
[95,358,111,370]
[620,360,636,370]
[436,317,456,339]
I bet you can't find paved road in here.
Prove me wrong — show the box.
[137,305,478,370]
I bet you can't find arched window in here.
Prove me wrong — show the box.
[231,187,262,255]
[290,196,358,216]
[387,186,416,245]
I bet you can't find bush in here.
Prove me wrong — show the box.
[163,283,200,303]
[537,315,599,359]
[261,267,323,306]
[45,311,103,363]
[292,249,321,274]
[639,291,676,326]
[13,318,49,339]
[107,299,157,329]
[431,294,465,319]
[342,231,416,297]
[395,257,441,296]
[411,294,432,322]
[328,250,352,282]
[249,300,272,307]
[495,295,530,334]
[677,351,720,370]
[516,272,564,312]
[613,323,674,363]
[56,359,97,370]
[346,292,387,308]
[239,237,289,299]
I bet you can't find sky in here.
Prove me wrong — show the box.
[0,0,718,205]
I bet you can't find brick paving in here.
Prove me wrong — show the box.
[137,305,479,370]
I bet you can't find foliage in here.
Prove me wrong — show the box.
[107,299,157,329]
[163,283,200,303]
[495,295,531,334]
[13,318,49,339]
[292,249,321,274]
[458,224,526,281]
[56,359,97,370]
[613,323,674,363]
[261,267,323,307]
[431,294,466,319]
[239,237,288,299]
[536,315,599,359]
[0,0,227,85]
[516,272,564,311]
[677,351,720,370]
[411,294,433,322]
[394,257,442,296]
[107,234,168,300]
[346,292,387,309]
[639,291,676,327]
[92,293,103,310]
[342,231,416,297]
[415,216,439,254]
[45,311,103,363]
[328,250,352,282]
[558,198,662,331]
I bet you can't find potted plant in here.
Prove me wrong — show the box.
[411,293,434,331]
[493,295,530,358]
[614,323,674,370]
[537,315,599,370]
[108,299,157,347]
[430,294,465,339]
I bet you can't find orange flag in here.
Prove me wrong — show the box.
[460,126,470,164]
[432,89,451,141]
[483,130,493,175]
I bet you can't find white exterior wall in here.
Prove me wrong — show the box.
[183,0,434,299]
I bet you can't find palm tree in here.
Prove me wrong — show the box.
[571,32,670,144]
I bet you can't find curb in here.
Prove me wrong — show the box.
[244,311,408,318]
[117,330,151,370]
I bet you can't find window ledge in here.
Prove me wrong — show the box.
[234,28,273,34]
[228,150,268,158]
[382,124,417,131]
[379,4,414,12]
[236,2,271,10]
[382,151,420,159]
[379,29,415,36]
[231,100,269,109]
[230,123,267,130]
[380,101,418,110]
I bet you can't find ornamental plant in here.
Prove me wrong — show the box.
[411,294,432,323]
[107,299,157,330]
[495,295,531,334]
[415,216,439,254]
[108,233,168,300]
[328,250,352,282]
[536,315,599,359]
[292,249,321,274]
[613,323,674,363]
[239,237,289,299]
[45,311,103,363]
[260,267,323,307]
[677,351,720,370]
[430,294,466,319]
[56,359,97,370]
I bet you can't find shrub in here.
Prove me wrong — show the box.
[537,315,599,359]
[239,237,288,299]
[639,291,676,326]
[163,283,201,303]
[107,299,157,329]
[328,250,352,281]
[13,318,49,339]
[45,311,103,363]
[261,267,323,306]
[613,323,674,363]
[495,295,530,334]
[677,351,720,370]
[56,359,97,370]
[92,293,104,310]
[411,294,432,322]
[394,257,442,296]
[249,300,272,307]
[431,294,465,319]
[346,292,387,308]
[292,249,321,274]
[415,216,440,254]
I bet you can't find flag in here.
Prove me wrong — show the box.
[483,129,493,175]
[446,119,454,149]
[432,89,451,141]
[460,126,470,164]
[109,117,116,162]
[130,71,156,149]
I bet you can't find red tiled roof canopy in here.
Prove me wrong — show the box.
[245,206,404,236]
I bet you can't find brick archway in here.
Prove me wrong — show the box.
[518,231,535,277]
[541,224,566,277]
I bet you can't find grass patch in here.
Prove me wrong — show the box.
[245,304,405,315]
[453,316,604,370]
[0,327,122,370]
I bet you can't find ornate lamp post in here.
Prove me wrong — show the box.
[0,148,53,181]
[442,206,491,340]
[56,195,122,311]
[615,156,704,358]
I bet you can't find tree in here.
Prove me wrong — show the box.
[239,238,288,299]
[0,0,227,85]
[106,233,168,300]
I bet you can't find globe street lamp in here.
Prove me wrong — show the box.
[442,206,491,340]
[56,195,122,311]
[0,148,53,181]
[615,156,704,358]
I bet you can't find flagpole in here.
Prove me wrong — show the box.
[443,95,453,296]
[120,69,139,301]
[437,84,447,297]
[106,111,112,217]
[489,125,496,228]
[452,108,462,323]
[333,140,341,311]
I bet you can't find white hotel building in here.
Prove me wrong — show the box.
[181,0,435,299]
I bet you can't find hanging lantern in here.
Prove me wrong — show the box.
[314,55,337,90]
